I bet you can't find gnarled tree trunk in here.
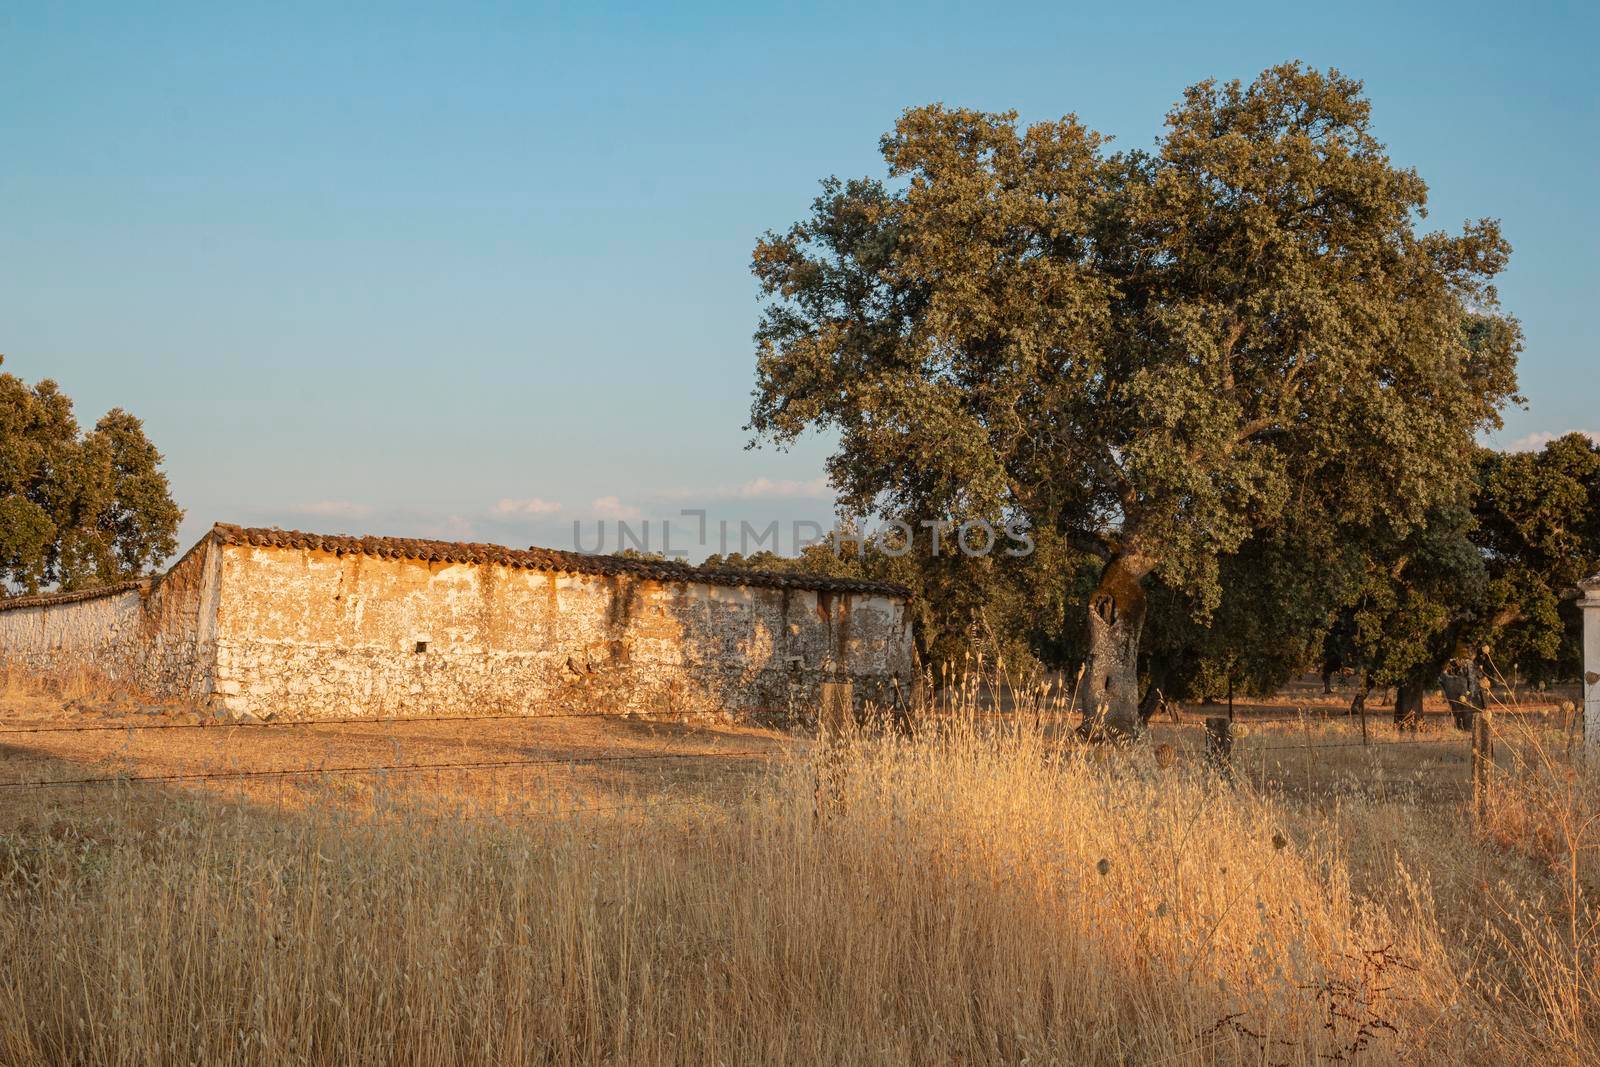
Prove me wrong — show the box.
[1394,677,1425,731]
[1138,651,1173,724]
[1079,553,1154,739]
[1442,629,1493,733]
[1440,654,1484,732]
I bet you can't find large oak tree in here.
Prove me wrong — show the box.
[749,64,1520,734]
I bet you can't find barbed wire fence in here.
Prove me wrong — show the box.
[1,682,1570,812]
[0,747,780,792]
[907,693,1509,803]
[0,738,787,826]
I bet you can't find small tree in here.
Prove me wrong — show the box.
[0,358,181,594]
[749,64,1520,734]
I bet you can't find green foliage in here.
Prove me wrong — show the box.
[1345,503,1487,689]
[1475,434,1600,680]
[1309,434,1600,694]
[1145,517,1369,701]
[0,358,182,594]
[749,63,1520,692]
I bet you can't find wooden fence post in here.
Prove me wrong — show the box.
[1205,716,1233,780]
[1581,574,1600,755]
[1301,709,1313,795]
[1472,709,1494,825]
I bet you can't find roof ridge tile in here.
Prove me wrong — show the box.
[209,523,910,598]
[0,579,148,613]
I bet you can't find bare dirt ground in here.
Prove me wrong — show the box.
[2,668,1579,827]
[0,681,798,828]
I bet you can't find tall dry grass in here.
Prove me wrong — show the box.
[0,659,132,707]
[0,714,1595,1065]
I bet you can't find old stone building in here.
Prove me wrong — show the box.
[0,523,915,720]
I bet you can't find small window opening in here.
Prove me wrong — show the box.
[414,640,429,654]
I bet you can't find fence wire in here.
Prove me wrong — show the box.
[0,747,779,791]
[0,704,1486,800]
[0,709,642,736]
[1247,737,1464,754]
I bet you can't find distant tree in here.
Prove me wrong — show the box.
[1142,512,1369,713]
[1343,502,1488,727]
[749,64,1520,734]
[1297,433,1600,730]
[0,358,182,594]
[1473,433,1600,682]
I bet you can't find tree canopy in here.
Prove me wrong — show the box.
[1335,435,1600,707]
[750,64,1521,733]
[0,358,182,594]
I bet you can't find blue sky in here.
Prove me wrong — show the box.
[3,2,1595,559]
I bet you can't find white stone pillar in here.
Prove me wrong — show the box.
[1581,574,1600,752]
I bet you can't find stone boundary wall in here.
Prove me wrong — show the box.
[0,539,222,699]
[0,583,148,681]
[211,543,914,720]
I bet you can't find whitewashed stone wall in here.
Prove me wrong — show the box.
[0,539,222,698]
[2,532,915,720]
[209,543,914,720]
[0,585,146,674]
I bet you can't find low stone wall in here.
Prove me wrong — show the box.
[2,529,916,721]
[0,540,221,699]
[211,543,914,720]
[0,583,147,679]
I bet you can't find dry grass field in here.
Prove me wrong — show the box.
[1,667,1596,1065]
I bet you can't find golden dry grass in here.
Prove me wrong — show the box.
[0,661,794,825]
[1,695,1596,1066]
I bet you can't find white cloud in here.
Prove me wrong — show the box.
[292,500,373,519]
[659,476,833,501]
[1502,429,1600,453]
[730,476,831,499]
[589,495,641,520]
[493,497,563,515]
[419,514,478,541]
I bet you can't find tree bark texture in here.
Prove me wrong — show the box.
[1394,678,1425,730]
[1440,654,1485,732]
[1079,553,1152,738]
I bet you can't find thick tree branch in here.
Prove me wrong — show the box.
[1487,604,1523,631]
[1220,319,1246,395]
[1066,533,1115,561]
[1235,416,1279,443]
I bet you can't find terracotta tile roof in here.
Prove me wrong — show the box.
[211,524,911,598]
[0,580,147,613]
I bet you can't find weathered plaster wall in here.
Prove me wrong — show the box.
[0,585,145,676]
[211,544,914,720]
[0,540,222,698]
